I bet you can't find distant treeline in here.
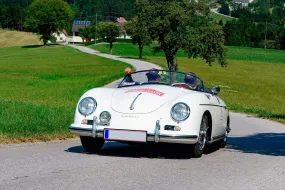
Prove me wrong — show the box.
[219,0,285,50]
[0,0,136,31]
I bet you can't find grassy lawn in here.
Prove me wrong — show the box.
[91,43,285,124]
[0,29,42,47]
[0,45,130,143]
[209,11,235,23]
[91,43,285,64]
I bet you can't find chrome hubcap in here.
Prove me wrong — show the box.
[198,116,208,151]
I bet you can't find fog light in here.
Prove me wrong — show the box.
[100,111,111,124]
[81,119,88,124]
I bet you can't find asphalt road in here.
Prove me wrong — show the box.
[0,45,284,190]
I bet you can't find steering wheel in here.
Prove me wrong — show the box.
[171,83,195,89]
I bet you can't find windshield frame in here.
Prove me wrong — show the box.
[117,69,206,92]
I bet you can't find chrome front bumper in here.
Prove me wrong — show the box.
[69,117,198,144]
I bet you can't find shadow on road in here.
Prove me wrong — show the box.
[66,142,204,159]
[118,56,149,61]
[21,44,60,48]
[66,133,285,158]
[227,133,285,156]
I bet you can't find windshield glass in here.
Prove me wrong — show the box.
[118,69,205,92]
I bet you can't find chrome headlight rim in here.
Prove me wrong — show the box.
[170,102,190,122]
[78,97,97,116]
[99,111,111,124]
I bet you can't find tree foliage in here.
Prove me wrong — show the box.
[0,0,33,30]
[24,0,73,45]
[97,22,120,54]
[124,16,151,59]
[70,0,136,21]
[219,3,230,16]
[136,0,227,70]
[79,25,97,44]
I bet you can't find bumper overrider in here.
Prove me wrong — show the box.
[69,116,198,144]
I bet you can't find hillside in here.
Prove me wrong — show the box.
[0,29,42,47]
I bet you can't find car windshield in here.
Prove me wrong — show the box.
[118,69,205,92]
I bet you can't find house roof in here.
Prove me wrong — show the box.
[115,17,127,24]
[62,29,68,36]
[72,20,91,32]
[233,0,250,3]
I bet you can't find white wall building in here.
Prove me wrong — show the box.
[52,30,68,42]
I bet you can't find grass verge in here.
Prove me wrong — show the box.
[0,45,130,143]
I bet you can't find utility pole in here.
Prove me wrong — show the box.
[95,13,97,44]
[265,20,267,49]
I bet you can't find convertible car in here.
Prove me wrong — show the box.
[69,68,231,158]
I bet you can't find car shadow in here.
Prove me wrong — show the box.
[66,142,199,159]
[66,133,285,158]
[226,133,285,156]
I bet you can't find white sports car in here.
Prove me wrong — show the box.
[69,69,231,158]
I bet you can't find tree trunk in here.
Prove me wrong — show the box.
[43,38,47,46]
[110,42,113,54]
[166,55,177,83]
[139,44,143,59]
[166,55,177,71]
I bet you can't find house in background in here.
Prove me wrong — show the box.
[70,20,91,43]
[114,17,131,39]
[52,30,68,42]
[232,0,254,7]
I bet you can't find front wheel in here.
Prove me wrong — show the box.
[181,114,209,158]
[80,136,104,153]
[191,114,209,158]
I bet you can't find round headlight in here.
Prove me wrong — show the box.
[171,102,190,122]
[78,97,97,116]
[100,111,111,124]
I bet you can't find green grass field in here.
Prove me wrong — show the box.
[91,43,285,124]
[209,11,235,23]
[0,45,130,143]
[0,29,42,47]
[91,43,285,64]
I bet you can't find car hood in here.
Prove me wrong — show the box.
[111,85,189,114]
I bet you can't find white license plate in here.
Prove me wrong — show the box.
[104,129,147,142]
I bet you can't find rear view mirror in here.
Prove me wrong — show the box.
[212,86,220,95]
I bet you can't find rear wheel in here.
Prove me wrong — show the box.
[220,117,230,148]
[220,131,228,148]
[191,114,209,158]
[80,136,104,153]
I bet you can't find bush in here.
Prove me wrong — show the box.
[49,35,57,43]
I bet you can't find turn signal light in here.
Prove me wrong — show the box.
[81,119,88,124]
[174,126,181,131]
[164,125,181,131]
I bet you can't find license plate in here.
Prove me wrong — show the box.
[104,129,147,142]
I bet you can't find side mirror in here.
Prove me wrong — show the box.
[212,86,220,96]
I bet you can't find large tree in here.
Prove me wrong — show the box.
[97,22,120,54]
[24,0,73,45]
[124,16,151,59]
[136,0,227,70]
